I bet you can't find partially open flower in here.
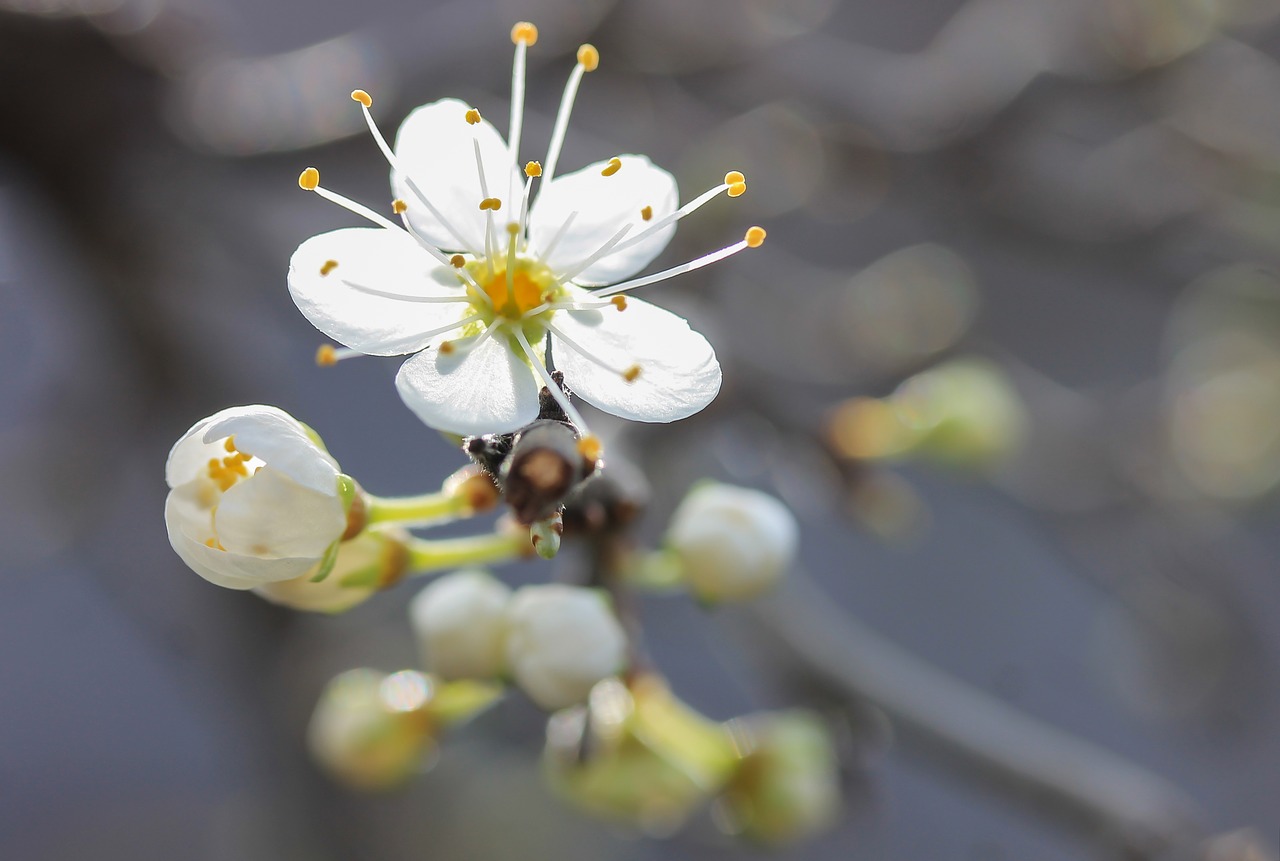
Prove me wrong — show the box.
[164,405,356,590]
[717,711,841,844]
[409,569,512,680]
[255,527,409,613]
[290,29,765,439]
[666,483,798,603]
[503,584,627,709]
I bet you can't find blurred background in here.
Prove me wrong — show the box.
[2,0,1279,858]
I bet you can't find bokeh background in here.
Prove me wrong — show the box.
[3,0,1279,858]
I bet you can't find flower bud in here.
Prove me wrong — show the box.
[544,677,737,833]
[255,528,409,613]
[718,711,841,844]
[828,358,1027,469]
[164,405,355,590]
[665,483,798,603]
[408,570,511,680]
[307,669,436,790]
[503,584,627,709]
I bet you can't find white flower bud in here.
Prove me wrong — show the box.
[666,484,798,603]
[307,669,435,790]
[164,405,352,590]
[255,528,408,613]
[503,584,627,710]
[408,569,512,680]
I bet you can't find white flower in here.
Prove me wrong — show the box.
[255,528,407,613]
[164,405,351,590]
[289,25,764,438]
[408,569,512,680]
[666,483,798,602]
[503,583,627,710]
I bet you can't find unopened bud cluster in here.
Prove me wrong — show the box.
[411,574,627,710]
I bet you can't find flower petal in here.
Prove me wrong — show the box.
[550,287,720,422]
[165,488,319,589]
[392,98,521,254]
[214,467,347,558]
[289,227,472,356]
[527,155,678,286]
[195,405,340,493]
[395,329,541,435]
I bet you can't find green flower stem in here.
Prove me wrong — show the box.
[631,679,742,792]
[366,491,471,527]
[405,531,529,576]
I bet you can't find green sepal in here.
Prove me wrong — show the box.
[337,561,384,589]
[336,473,360,514]
[309,539,341,583]
[429,679,504,727]
[296,421,330,453]
[625,549,687,593]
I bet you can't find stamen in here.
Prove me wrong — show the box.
[316,344,361,366]
[479,198,503,211]
[724,170,747,198]
[351,89,372,108]
[543,45,600,186]
[538,211,578,263]
[308,181,400,232]
[555,224,632,283]
[525,161,543,177]
[640,206,652,221]
[473,138,498,274]
[224,436,237,453]
[509,24,536,206]
[465,108,482,125]
[351,92,478,254]
[392,199,408,214]
[517,175,536,245]
[451,254,466,268]
[320,259,339,276]
[577,434,603,462]
[298,167,320,190]
[612,296,627,310]
[548,321,639,381]
[606,179,737,257]
[601,157,622,177]
[340,279,474,304]
[512,327,591,434]
[596,227,764,297]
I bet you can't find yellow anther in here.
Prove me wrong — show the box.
[439,340,456,355]
[525,160,543,178]
[727,182,746,198]
[724,170,745,185]
[450,254,466,268]
[316,344,338,366]
[298,167,320,190]
[745,226,766,248]
[611,296,628,311]
[623,364,642,382]
[392,199,407,214]
[479,197,502,211]
[601,157,622,177]
[351,89,372,108]
[577,44,600,71]
[465,107,482,125]
[319,259,339,276]
[224,456,248,476]
[640,205,653,221]
[223,436,237,453]
[204,537,224,550]
[511,21,538,45]
[577,434,604,462]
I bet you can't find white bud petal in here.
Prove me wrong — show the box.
[409,570,512,680]
[666,484,798,602]
[164,405,348,590]
[503,584,628,710]
[255,529,406,613]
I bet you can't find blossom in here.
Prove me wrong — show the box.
[665,483,798,602]
[164,405,354,590]
[289,23,764,439]
[503,583,627,709]
[409,569,512,680]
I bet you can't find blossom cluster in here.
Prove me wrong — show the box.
[162,20,837,845]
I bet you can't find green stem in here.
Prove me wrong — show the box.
[405,531,529,575]
[366,491,470,527]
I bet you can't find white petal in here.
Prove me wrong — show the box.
[289,228,472,356]
[550,287,720,422]
[214,467,346,558]
[166,413,231,490]
[394,329,541,435]
[199,405,340,494]
[392,98,520,253]
[527,155,678,286]
[165,488,319,589]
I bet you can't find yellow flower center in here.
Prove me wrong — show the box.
[469,257,563,324]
